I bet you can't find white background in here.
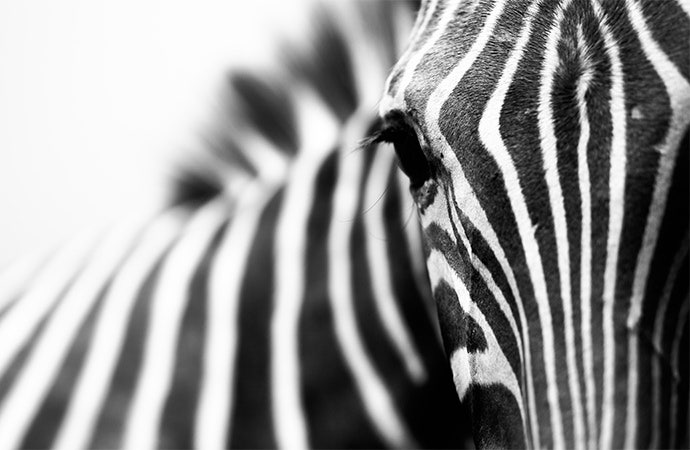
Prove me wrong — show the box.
[0,0,312,268]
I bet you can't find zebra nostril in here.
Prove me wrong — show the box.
[378,110,432,190]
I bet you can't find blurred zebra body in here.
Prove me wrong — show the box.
[0,2,468,448]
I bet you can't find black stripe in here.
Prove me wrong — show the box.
[468,383,525,449]
[433,279,468,353]
[157,218,229,448]
[88,247,170,448]
[226,190,282,449]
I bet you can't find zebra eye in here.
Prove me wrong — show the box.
[379,111,431,189]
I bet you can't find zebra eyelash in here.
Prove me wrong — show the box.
[365,114,432,190]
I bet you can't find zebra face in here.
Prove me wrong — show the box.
[379,0,690,449]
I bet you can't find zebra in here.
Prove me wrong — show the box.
[376,0,689,448]
[0,2,471,448]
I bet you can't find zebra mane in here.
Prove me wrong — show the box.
[169,1,416,206]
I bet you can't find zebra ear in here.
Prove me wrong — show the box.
[379,111,432,190]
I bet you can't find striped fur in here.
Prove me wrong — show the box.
[379,0,689,448]
[0,2,471,448]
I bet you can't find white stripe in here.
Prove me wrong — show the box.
[364,147,426,383]
[650,237,688,449]
[669,297,689,448]
[54,209,186,450]
[469,0,561,446]
[272,84,338,450]
[0,248,50,314]
[538,2,585,447]
[194,184,274,450]
[575,23,597,450]
[589,1,627,447]
[0,226,102,382]
[124,201,228,450]
[448,347,472,400]
[329,116,416,449]
[624,0,690,446]
[427,251,471,314]
[0,218,145,450]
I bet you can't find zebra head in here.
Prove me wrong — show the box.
[378,0,690,448]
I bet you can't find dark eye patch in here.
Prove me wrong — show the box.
[375,110,432,189]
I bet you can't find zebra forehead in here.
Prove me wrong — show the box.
[383,0,622,123]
